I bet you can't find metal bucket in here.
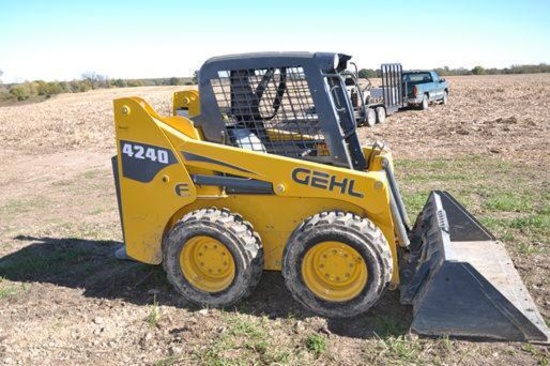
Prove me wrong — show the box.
[400,191,549,343]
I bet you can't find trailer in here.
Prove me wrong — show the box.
[345,63,405,127]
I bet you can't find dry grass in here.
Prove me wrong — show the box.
[0,86,190,152]
[360,74,550,164]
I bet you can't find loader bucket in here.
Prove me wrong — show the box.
[400,191,549,343]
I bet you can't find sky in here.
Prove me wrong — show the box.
[1,0,549,83]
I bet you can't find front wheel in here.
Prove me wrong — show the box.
[163,208,264,307]
[282,211,393,318]
[421,94,429,110]
[442,91,448,105]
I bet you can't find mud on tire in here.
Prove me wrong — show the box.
[282,211,393,318]
[163,207,263,308]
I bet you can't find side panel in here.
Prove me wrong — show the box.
[168,129,399,283]
[114,97,399,284]
[114,98,197,264]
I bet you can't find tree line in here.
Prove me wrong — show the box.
[1,63,549,104]
[0,71,198,103]
[358,63,550,78]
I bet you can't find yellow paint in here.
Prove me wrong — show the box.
[180,236,235,292]
[302,241,368,302]
[173,90,200,117]
[178,196,369,270]
[265,128,323,142]
[113,96,401,285]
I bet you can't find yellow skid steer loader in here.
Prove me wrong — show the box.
[112,52,549,342]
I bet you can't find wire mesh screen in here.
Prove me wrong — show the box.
[210,66,330,161]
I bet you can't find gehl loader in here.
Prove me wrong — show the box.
[112,52,549,342]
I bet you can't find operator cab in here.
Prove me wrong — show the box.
[193,52,367,170]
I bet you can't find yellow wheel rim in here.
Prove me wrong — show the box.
[180,236,235,292]
[301,241,368,302]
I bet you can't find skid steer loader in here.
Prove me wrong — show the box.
[112,52,549,342]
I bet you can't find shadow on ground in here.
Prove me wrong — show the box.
[0,235,413,338]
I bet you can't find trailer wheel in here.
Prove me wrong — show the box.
[366,108,376,127]
[163,208,263,307]
[421,94,429,110]
[375,106,386,124]
[282,211,393,318]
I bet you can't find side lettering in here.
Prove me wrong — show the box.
[291,167,311,185]
[175,183,190,197]
[122,142,170,164]
[119,140,177,183]
[291,167,364,198]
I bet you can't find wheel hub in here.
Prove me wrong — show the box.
[180,235,235,292]
[302,241,368,302]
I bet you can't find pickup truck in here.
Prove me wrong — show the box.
[403,70,448,110]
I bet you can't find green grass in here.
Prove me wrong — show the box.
[193,314,297,366]
[305,333,327,358]
[516,242,544,255]
[522,343,549,366]
[484,192,534,212]
[376,315,407,337]
[395,155,498,185]
[402,191,431,218]
[376,335,423,363]
[0,284,17,298]
[440,336,453,354]
[0,196,50,217]
[509,213,550,229]
[0,277,31,299]
[399,155,549,255]
[226,317,265,338]
[147,295,160,328]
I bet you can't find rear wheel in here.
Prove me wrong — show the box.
[366,108,376,127]
[282,211,393,318]
[375,106,386,124]
[163,208,263,307]
[421,94,429,110]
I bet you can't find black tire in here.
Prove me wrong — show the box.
[442,91,448,105]
[163,208,263,307]
[282,211,393,318]
[366,108,376,127]
[421,94,429,110]
[375,106,386,124]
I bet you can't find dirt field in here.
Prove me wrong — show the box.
[1,75,549,365]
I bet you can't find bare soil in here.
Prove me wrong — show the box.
[0,75,549,365]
